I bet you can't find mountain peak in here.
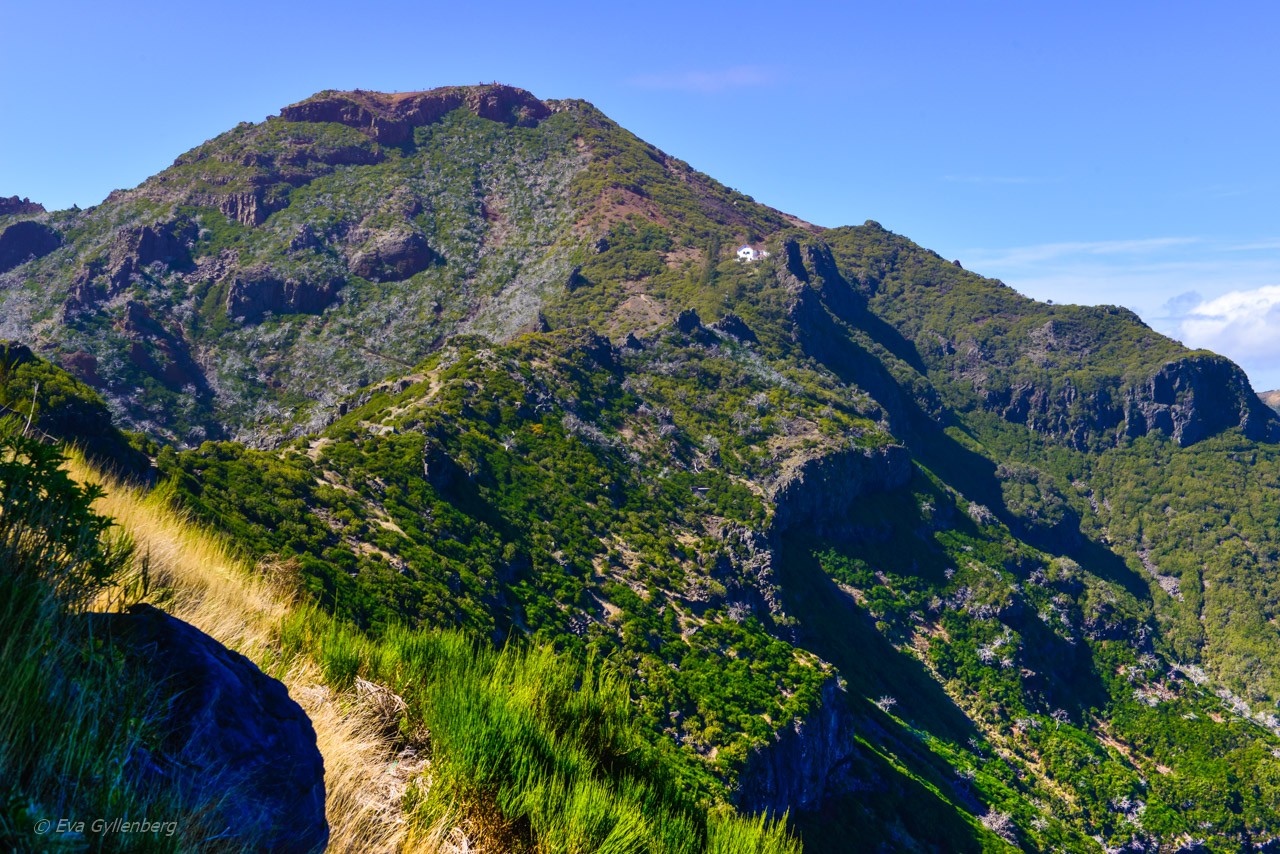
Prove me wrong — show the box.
[0,195,45,216]
[1260,388,1280,414]
[278,83,552,143]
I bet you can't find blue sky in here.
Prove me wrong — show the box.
[5,1,1280,386]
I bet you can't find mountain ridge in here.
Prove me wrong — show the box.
[6,83,1280,851]
[3,83,1268,452]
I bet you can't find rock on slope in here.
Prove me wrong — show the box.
[92,604,327,853]
[1260,388,1280,414]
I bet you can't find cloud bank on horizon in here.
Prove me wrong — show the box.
[1177,285,1280,366]
[962,238,1280,392]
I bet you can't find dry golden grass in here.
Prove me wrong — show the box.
[63,456,454,853]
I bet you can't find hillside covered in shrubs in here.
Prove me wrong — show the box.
[5,84,1280,851]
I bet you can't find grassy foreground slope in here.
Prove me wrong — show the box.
[9,85,1280,850]
[159,318,1280,851]
[0,416,802,851]
[1,419,415,852]
[100,455,805,852]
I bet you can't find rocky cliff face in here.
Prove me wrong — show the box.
[974,353,1279,448]
[0,220,61,273]
[811,226,1280,452]
[0,195,46,216]
[1125,354,1278,446]
[730,442,912,815]
[279,84,553,143]
[66,220,196,310]
[737,678,858,816]
[225,271,344,321]
[770,443,913,538]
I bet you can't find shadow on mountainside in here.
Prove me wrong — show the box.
[776,540,988,853]
[796,290,1151,604]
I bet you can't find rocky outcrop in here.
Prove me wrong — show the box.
[683,523,785,621]
[347,230,436,281]
[770,443,913,538]
[91,604,327,853]
[978,354,1279,448]
[61,350,104,387]
[422,439,467,492]
[108,220,197,282]
[737,677,857,815]
[1124,354,1278,446]
[226,272,343,321]
[65,220,196,309]
[740,441,911,818]
[0,220,61,272]
[675,308,703,334]
[280,84,552,144]
[0,195,45,216]
[129,221,197,268]
[115,300,208,392]
[711,312,758,342]
[197,187,287,227]
[783,239,809,282]
[980,379,1114,450]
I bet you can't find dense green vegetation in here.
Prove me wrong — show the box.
[0,341,147,475]
[0,364,803,853]
[11,85,1280,850]
[151,307,1280,850]
[279,605,801,854]
[0,422,181,851]
[150,217,1280,851]
[159,326,878,775]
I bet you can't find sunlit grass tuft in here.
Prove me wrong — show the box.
[65,453,416,853]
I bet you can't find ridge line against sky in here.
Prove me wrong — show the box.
[4,0,1280,387]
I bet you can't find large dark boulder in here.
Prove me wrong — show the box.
[225,272,343,321]
[92,604,327,853]
[347,230,436,281]
[0,220,61,272]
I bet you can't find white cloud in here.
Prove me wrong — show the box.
[1179,286,1280,364]
[1227,238,1280,252]
[1161,290,1203,319]
[627,66,778,94]
[964,237,1198,268]
[953,237,1280,389]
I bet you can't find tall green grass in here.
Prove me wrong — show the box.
[280,605,801,853]
[0,424,242,852]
